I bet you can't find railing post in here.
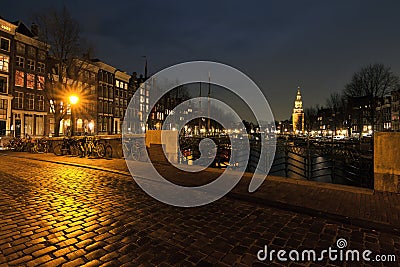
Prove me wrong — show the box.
[284,146,289,177]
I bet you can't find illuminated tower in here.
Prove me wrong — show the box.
[292,87,304,133]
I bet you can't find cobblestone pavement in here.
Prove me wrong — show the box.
[0,156,399,267]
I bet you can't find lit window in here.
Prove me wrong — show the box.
[0,38,10,52]
[15,70,24,87]
[27,73,35,89]
[0,54,9,72]
[124,83,128,90]
[116,80,120,87]
[37,76,44,90]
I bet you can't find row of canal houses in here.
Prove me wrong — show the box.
[0,16,149,138]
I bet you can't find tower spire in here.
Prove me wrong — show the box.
[292,87,304,134]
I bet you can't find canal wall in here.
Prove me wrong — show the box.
[374,132,400,193]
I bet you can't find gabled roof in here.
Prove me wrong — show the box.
[12,20,35,37]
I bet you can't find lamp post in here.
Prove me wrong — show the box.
[69,95,79,136]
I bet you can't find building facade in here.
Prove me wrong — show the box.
[0,17,49,138]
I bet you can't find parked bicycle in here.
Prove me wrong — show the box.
[31,137,51,153]
[53,137,79,156]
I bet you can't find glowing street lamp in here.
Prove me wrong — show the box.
[69,95,79,136]
[69,95,79,105]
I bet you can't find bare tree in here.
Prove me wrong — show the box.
[344,63,399,133]
[326,92,347,134]
[304,105,319,132]
[34,7,95,136]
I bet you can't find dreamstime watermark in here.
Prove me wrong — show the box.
[122,61,276,207]
[257,238,397,263]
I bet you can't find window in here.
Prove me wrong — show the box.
[15,70,24,87]
[0,76,6,93]
[38,95,44,111]
[37,62,45,73]
[0,38,10,52]
[16,42,25,54]
[37,76,44,90]
[15,92,23,109]
[27,59,35,70]
[27,73,35,89]
[0,54,9,72]
[0,99,7,120]
[38,50,46,60]
[49,100,55,113]
[27,93,34,110]
[124,83,128,90]
[116,80,120,87]
[16,56,24,67]
[25,115,33,135]
[36,115,44,136]
[27,46,35,57]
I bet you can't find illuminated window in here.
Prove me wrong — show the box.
[16,42,25,54]
[124,83,128,90]
[0,76,6,93]
[37,76,44,90]
[38,95,44,111]
[15,70,24,87]
[27,73,35,89]
[0,54,9,72]
[0,38,10,52]
[49,100,55,113]
[27,93,34,110]
[0,54,10,71]
[116,80,120,87]
[16,56,24,67]
[27,59,35,70]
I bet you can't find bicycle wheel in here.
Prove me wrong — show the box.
[70,145,79,157]
[95,143,106,158]
[105,145,113,159]
[53,144,63,156]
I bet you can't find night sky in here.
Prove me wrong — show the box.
[3,1,400,120]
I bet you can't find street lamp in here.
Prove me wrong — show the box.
[69,95,79,136]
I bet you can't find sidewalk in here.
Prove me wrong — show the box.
[5,151,400,235]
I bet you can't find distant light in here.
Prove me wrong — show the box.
[69,95,79,105]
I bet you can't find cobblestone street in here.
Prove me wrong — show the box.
[0,155,399,266]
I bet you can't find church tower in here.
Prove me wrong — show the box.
[292,87,304,133]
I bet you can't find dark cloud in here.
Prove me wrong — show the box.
[3,0,400,120]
